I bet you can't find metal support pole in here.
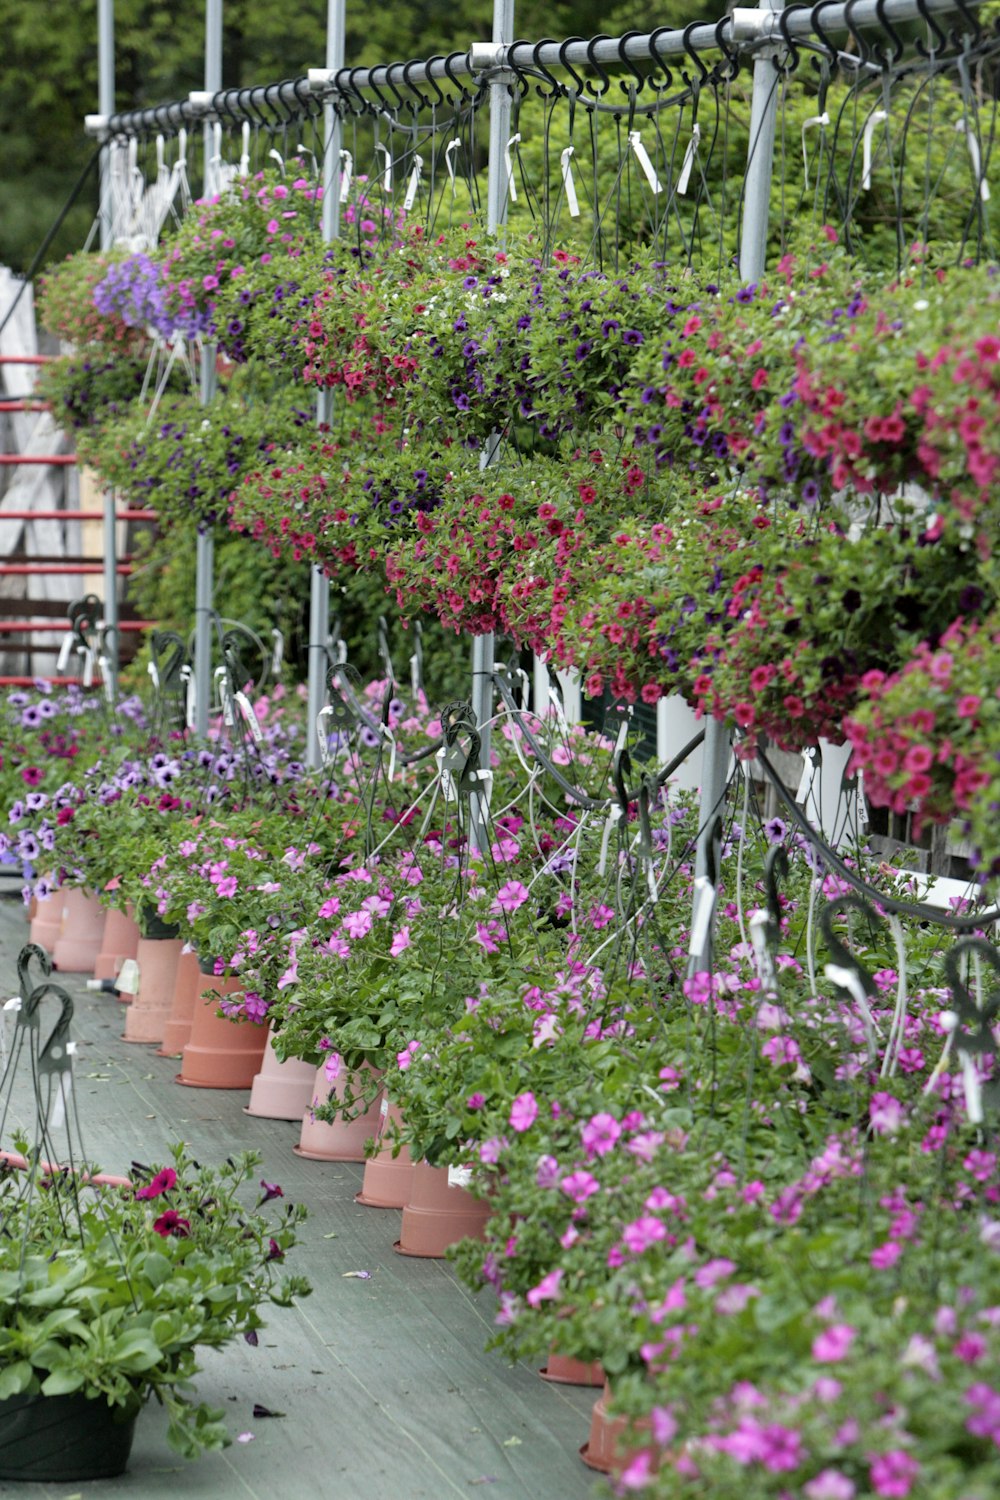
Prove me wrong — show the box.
[688,0,781,970]
[97,0,119,699]
[469,0,515,853]
[193,0,223,738]
[306,0,345,770]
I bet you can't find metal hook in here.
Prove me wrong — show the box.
[947,0,983,49]
[557,37,587,95]
[809,0,844,61]
[713,16,742,81]
[443,51,474,102]
[584,36,613,96]
[503,43,533,98]
[871,0,906,64]
[647,27,676,90]
[401,59,432,110]
[843,0,873,67]
[776,5,807,73]
[379,65,409,113]
[615,32,648,93]
[346,67,379,116]
[681,22,709,87]
[418,57,448,109]
[528,38,563,99]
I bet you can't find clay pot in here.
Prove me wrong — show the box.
[51,890,106,973]
[156,947,202,1057]
[294,1065,384,1162]
[395,1162,492,1259]
[93,906,140,983]
[539,1352,606,1387]
[579,1383,654,1476]
[122,937,183,1045]
[177,974,269,1089]
[356,1098,413,1209]
[28,890,64,953]
[245,1032,317,1121]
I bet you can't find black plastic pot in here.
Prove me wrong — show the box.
[138,903,181,941]
[0,1391,138,1480]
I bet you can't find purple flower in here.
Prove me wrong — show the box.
[509,1092,538,1133]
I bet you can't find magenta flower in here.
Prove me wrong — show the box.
[396,1040,420,1071]
[869,1092,905,1135]
[526,1267,564,1308]
[560,1169,599,1203]
[805,1471,856,1500]
[535,1154,559,1188]
[323,1051,342,1083]
[509,1092,538,1133]
[152,1209,190,1238]
[215,876,238,899]
[135,1166,177,1200]
[259,1180,284,1203]
[389,926,411,956]
[622,1215,668,1255]
[812,1323,856,1363]
[871,1241,902,1269]
[490,879,530,914]
[343,910,373,939]
[868,1450,920,1497]
[466,1092,486,1110]
[694,1257,736,1288]
[581,1111,622,1158]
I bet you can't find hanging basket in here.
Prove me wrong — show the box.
[0,1392,137,1481]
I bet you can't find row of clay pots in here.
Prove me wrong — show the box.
[29,892,622,1463]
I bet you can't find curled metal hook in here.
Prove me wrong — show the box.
[584,35,614,96]
[443,51,474,102]
[417,57,448,109]
[776,4,808,73]
[947,0,983,49]
[616,32,649,93]
[681,21,709,87]
[871,0,906,64]
[647,27,676,90]
[529,38,564,99]
[843,0,873,67]
[809,0,844,61]
[557,37,587,94]
[713,15,742,81]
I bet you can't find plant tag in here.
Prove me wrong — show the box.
[82,647,95,688]
[676,123,700,196]
[118,958,140,996]
[749,907,778,996]
[403,155,423,212]
[182,664,195,728]
[316,705,333,766]
[48,1069,73,1132]
[437,746,457,801]
[445,138,462,186]
[629,131,661,194]
[959,1048,984,1124]
[956,120,990,201]
[862,110,888,191]
[339,149,352,204]
[560,146,580,217]
[56,633,74,671]
[448,1164,473,1189]
[688,876,717,959]
[147,658,160,689]
[239,120,251,177]
[99,655,114,704]
[410,651,421,696]
[271,627,284,675]
[504,134,520,203]
[379,723,397,782]
[796,748,817,805]
[856,771,869,829]
[598,805,622,877]
[221,684,235,727]
[235,691,264,744]
[801,112,830,190]
[375,142,392,193]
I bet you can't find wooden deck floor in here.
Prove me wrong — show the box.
[0,897,599,1500]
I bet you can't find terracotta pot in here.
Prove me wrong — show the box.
[28,890,64,953]
[395,1162,492,1259]
[122,937,183,1045]
[540,1352,606,1387]
[156,947,203,1056]
[245,1032,317,1121]
[294,1064,383,1162]
[356,1098,413,1208]
[177,975,268,1090]
[579,1383,654,1476]
[51,890,106,973]
[93,906,140,983]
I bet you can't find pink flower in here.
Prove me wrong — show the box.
[135,1167,177,1200]
[343,909,373,939]
[868,1449,920,1497]
[560,1170,600,1204]
[805,1471,856,1500]
[466,1092,486,1110]
[694,1258,736,1288]
[509,1092,538,1133]
[491,879,530,914]
[871,1241,902,1270]
[581,1112,622,1158]
[389,926,411,956]
[618,1449,656,1490]
[318,896,341,918]
[535,1154,559,1188]
[152,1209,190,1237]
[812,1323,856,1363]
[396,1040,420,1071]
[869,1092,905,1135]
[715,1283,759,1315]
[526,1268,563,1307]
[954,1332,987,1364]
[622,1216,668,1254]
[323,1051,342,1083]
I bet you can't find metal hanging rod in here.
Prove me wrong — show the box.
[86,0,985,140]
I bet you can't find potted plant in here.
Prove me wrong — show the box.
[0,1140,308,1479]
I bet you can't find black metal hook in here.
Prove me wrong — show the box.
[529,39,564,99]
[557,37,587,95]
[612,747,634,818]
[776,5,808,74]
[681,22,710,88]
[417,57,448,109]
[647,27,676,90]
[584,35,613,96]
[616,32,649,93]
[809,0,844,61]
[379,65,409,113]
[16,943,51,1006]
[764,846,790,936]
[713,16,742,81]
[843,0,873,67]
[401,59,432,110]
[346,67,379,116]
[871,0,906,65]
[443,51,473,102]
[947,0,983,49]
